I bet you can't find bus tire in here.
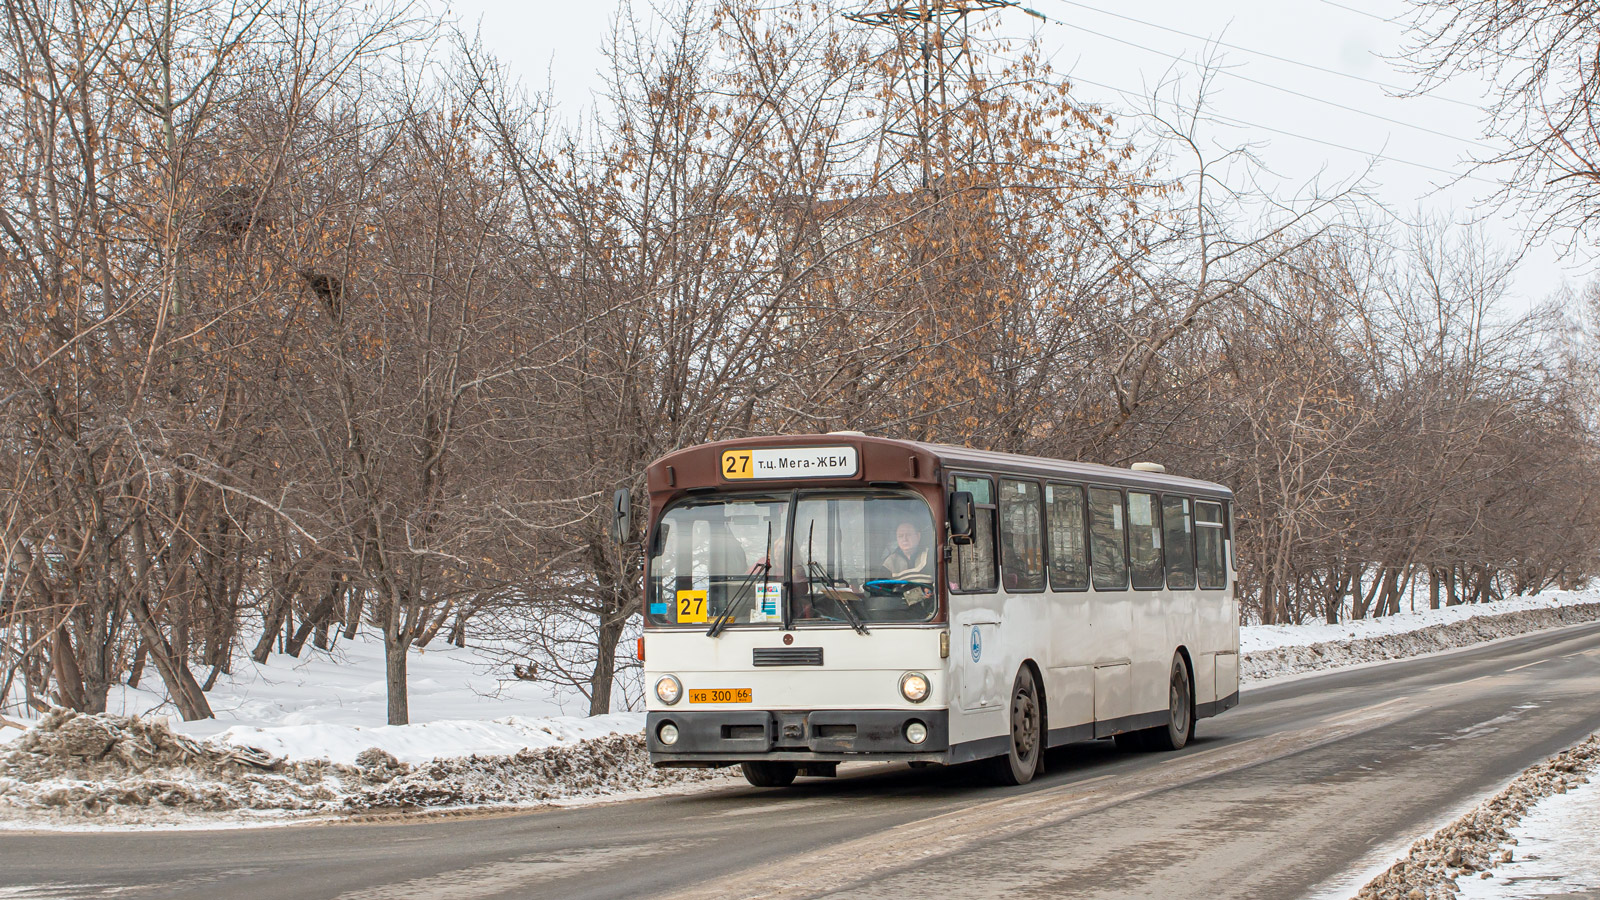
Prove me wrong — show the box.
[989,666,1042,785]
[741,761,798,787]
[1148,653,1195,752]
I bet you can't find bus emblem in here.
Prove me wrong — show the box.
[970,627,982,662]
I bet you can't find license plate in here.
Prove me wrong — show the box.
[689,688,752,704]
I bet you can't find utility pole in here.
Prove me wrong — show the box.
[845,1,1011,191]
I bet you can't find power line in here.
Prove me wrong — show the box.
[1015,5,1495,150]
[1316,0,1401,25]
[1061,71,1499,186]
[1044,0,1481,111]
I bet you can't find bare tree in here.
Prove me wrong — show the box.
[1403,0,1600,242]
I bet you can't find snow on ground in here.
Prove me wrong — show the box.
[2,628,643,765]
[1243,590,1600,684]
[1352,732,1600,900]
[0,709,730,830]
[1242,591,1599,654]
[1456,772,1600,899]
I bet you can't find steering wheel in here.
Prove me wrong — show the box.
[862,579,919,597]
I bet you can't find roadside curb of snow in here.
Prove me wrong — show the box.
[1350,731,1600,900]
[0,710,728,830]
[1242,602,1600,685]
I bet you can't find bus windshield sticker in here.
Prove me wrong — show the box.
[750,583,783,622]
[721,447,858,480]
[676,590,708,623]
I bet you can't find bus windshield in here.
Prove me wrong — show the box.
[647,490,938,628]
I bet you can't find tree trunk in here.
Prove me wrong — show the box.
[251,587,292,663]
[126,596,214,720]
[126,641,149,689]
[1325,569,1348,625]
[286,579,343,657]
[588,612,625,717]
[51,625,85,711]
[1257,569,1277,625]
[384,618,409,726]
[1379,567,1403,616]
[344,588,365,640]
[412,600,454,649]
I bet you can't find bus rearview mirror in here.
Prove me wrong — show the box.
[948,491,974,544]
[611,488,632,544]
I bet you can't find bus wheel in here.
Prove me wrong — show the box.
[1149,653,1195,751]
[989,666,1042,785]
[741,761,798,787]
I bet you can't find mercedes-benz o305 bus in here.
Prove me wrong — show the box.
[633,434,1239,786]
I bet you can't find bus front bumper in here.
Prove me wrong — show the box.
[646,708,950,766]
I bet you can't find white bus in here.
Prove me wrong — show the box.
[627,434,1238,786]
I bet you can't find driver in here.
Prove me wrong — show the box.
[881,520,935,606]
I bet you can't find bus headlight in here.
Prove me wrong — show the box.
[658,722,680,745]
[905,720,928,744]
[655,675,683,705]
[900,672,930,703]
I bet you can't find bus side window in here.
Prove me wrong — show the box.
[1088,487,1128,591]
[1162,495,1196,589]
[1046,483,1088,590]
[999,479,1044,593]
[1195,501,1226,589]
[1127,491,1164,590]
[951,476,997,592]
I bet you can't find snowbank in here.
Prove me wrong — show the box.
[1456,761,1600,898]
[1242,591,1600,684]
[1242,591,1599,653]
[1352,731,1600,900]
[0,710,727,829]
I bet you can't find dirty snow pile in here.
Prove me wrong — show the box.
[1351,731,1600,900]
[1456,754,1600,899]
[1242,591,1600,683]
[0,709,726,828]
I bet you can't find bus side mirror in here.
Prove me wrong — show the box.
[611,488,632,544]
[948,491,974,545]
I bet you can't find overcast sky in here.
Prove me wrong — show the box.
[438,0,1586,312]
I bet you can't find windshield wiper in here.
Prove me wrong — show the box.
[707,522,772,638]
[804,523,868,635]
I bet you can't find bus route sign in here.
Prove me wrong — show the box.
[720,446,859,480]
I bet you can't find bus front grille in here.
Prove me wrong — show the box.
[752,647,824,667]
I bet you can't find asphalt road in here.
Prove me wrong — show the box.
[4,621,1600,900]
